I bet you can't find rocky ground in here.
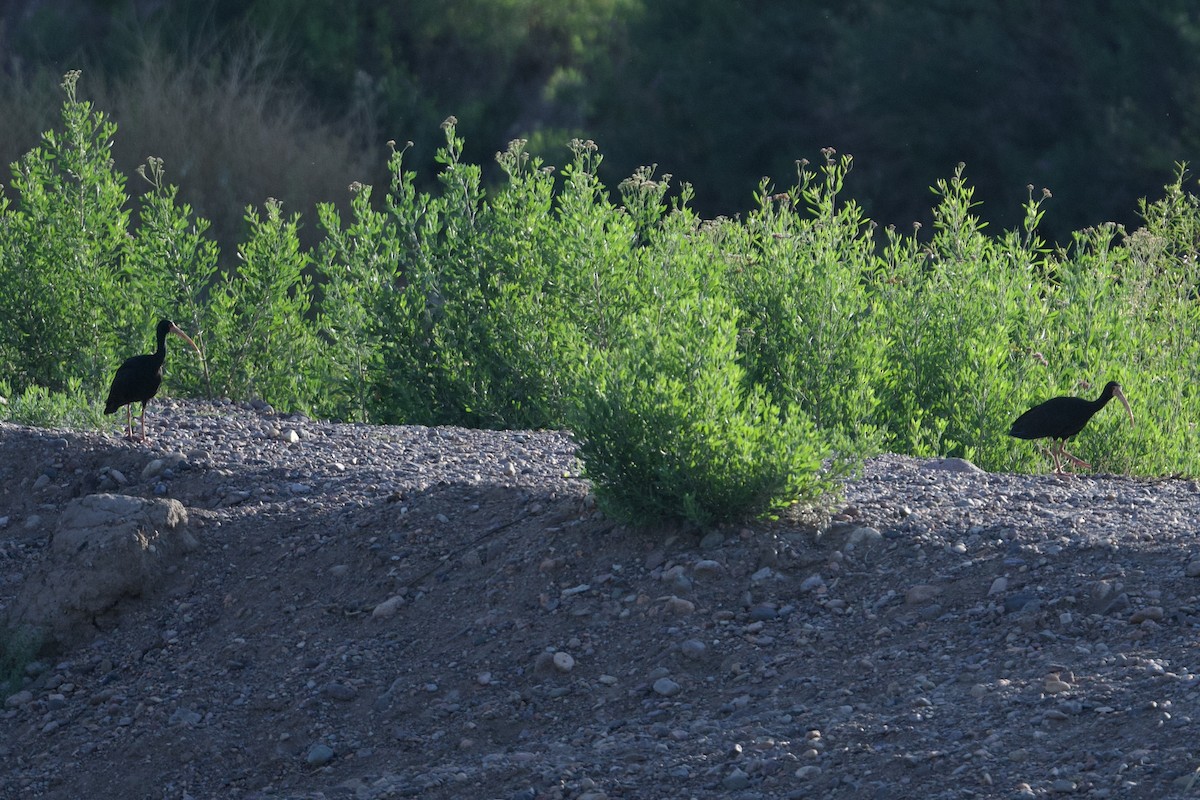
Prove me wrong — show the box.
[1,399,1200,800]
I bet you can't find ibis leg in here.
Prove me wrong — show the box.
[1047,442,1064,474]
[1060,446,1090,470]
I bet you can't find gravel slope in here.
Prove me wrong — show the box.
[1,399,1199,800]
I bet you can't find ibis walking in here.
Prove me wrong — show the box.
[1009,381,1134,473]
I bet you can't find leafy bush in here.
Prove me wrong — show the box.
[0,379,104,429]
[207,199,318,410]
[574,295,840,527]
[11,70,1200,535]
[872,166,1052,465]
[313,180,396,422]
[0,71,131,393]
[728,152,885,453]
[127,156,219,400]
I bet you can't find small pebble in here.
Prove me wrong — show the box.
[800,574,825,593]
[722,768,750,791]
[305,744,335,765]
[665,596,695,615]
[372,596,405,617]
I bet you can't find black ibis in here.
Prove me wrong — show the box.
[104,319,201,441]
[1009,381,1135,473]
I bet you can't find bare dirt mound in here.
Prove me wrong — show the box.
[1,400,1199,800]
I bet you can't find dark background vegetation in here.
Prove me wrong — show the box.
[2,0,1198,261]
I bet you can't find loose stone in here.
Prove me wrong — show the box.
[1129,606,1164,624]
[666,596,695,615]
[722,768,750,791]
[306,744,335,765]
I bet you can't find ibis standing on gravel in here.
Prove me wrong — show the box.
[1009,381,1135,474]
[104,318,202,441]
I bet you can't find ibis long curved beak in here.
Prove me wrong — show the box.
[168,323,203,358]
[1113,384,1135,427]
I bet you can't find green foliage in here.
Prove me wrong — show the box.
[0,379,105,429]
[362,126,622,428]
[872,166,1049,465]
[0,71,131,393]
[208,199,318,410]
[729,152,885,453]
[574,295,840,527]
[313,181,397,422]
[14,71,1200,534]
[128,156,219,400]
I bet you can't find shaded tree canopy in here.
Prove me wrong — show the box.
[3,0,1199,243]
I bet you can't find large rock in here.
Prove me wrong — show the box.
[7,494,195,648]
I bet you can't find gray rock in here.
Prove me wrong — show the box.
[4,690,32,708]
[722,768,750,790]
[169,708,203,726]
[1004,593,1038,614]
[322,682,358,701]
[7,494,193,646]
[750,566,774,582]
[1129,606,1164,624]
[665,596,695,615]
[800,574,825,593]
[845,526,883,550]
[1089,580,1129,616]
[749,604,778,621]
[652,678,682,697]
[305,743,335,765]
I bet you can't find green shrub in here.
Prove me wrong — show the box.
[873,168,1054,467]
[728,152,885,453]
[0,379,104,429]
[313,180,396,422]
[207,199,318,410]
[574,295,841,527]
[0,71,132,394]
[127,156,219,400]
